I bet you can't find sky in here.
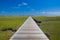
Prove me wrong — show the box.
[0,0,60,16]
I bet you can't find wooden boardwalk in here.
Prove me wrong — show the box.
[9,16,49,40]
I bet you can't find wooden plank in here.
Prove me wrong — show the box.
[9,16,49,40]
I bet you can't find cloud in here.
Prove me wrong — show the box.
[18,2,28,7]
[41,11,60,16]
[29,11,60,16]
[22,2,28,6]
[17,2,28,7]
[12,2,28,9]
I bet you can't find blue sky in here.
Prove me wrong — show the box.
[0,0,60,16]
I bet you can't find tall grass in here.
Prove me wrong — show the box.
[33,16,60,40]
[0,16,60,40]
[0,16,28,40]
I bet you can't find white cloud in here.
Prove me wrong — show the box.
[30,11,60,16]
[22,2,28,6]
[41,11,60,16]
[18,2,28,7]
[12,2,28,9]
[13,4,21,8]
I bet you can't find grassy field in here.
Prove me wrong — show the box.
[33,16,60,40]
[0,16,28,40]
[0,16,60,40]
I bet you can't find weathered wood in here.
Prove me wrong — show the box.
[9,16,49,40]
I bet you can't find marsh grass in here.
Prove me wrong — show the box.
[33,16,60,40]
[0,16,60,40]
[0,16,28,40]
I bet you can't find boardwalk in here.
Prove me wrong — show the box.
[9,16,49,40]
